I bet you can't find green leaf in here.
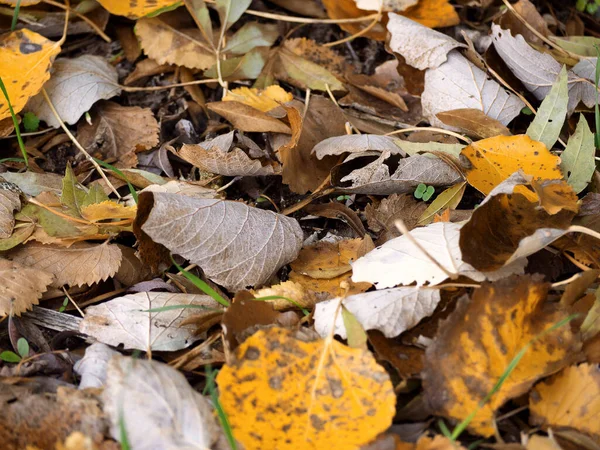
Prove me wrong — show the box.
[521,106,533,116]
[526,66,568,150]
[277,48,345,92]
[341,305,367,349]
[145,1,183,17]
[223,22,279,56]
[22,112,40,132]
[17,204,80,237]
[580,287,600,341]
[414,183,426,199]
[0,223,35,251]
[215,0,251,32]
[204,47,268,81]
[17,338,29,359]
[185,0,213,39]
[0,351,21,363]
[82,183,109,208]
[550,36,600,57]
[61,165,87,216]
[418,182,466,225]
[561,114,596,193]
[422,186,435,201]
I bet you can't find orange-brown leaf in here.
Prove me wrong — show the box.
[217,327,395,449]
[423,275,580,437]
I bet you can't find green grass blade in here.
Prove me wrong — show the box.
[171,255,230,307]
[92,157,138,203]
[253,295,310,316]
[11,0,21,31]
[450,313,578,441]
[206,364,237,450]
[0,76,28,167]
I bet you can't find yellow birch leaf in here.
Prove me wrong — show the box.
[217,327,395,450]
[461,135,562,195]
[530,364,600,440]
[97,0,179,19]
[423,274,580,437]
[0,29,60,121]
[222,86,293,112]
[80,201,137,222]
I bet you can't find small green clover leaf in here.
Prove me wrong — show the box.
[414,184,435,201]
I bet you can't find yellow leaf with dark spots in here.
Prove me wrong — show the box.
[217,327,395,450]
[97,0,179,19]
[0,30,60,121]
[461,135,562,195]
[423,275,580,437]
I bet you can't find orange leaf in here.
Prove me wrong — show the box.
[0,30,60,121]
[402,0,459,28]
[461,135,562,195]
[222,86,293,112]
[217,327,396,449]
[97,0,179,19]
[530,364,600,440]
[322,0,387,41]
[423,275,580,437]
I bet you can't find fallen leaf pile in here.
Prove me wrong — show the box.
[2,0,600,449]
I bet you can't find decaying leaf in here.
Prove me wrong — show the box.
[217,327,395,450]
[102,355,221,449]
[26,56,121,128]
[79,292,222,351]
[222,85,292,112]
[137,192,303,291]
[252,280,319,311]
[314,287,440,339]
[365,193,427,241]
[424,275,580,437]
[0,258,53,316]
[73,342,119,389]
[422,52,524,129]
[0,29,60,121]
[0,172,62,197]
[135,17,216,70]
[6,241,122,287]
[207,101,291,134]
[461,135,562,195]
[313,134,403,159]
[530,364,600,440]
[436,109,511,140]
[0,189,21,239]
[97,0,179,18]
[351,221,526,288]
[77,101,160,166]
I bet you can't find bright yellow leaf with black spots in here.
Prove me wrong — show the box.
[222,86,293,112]
[461,135,562,195]
[217,327,395,450]
[0,29,60,121]
[97,0,180,19]
[80,201,137,223]
[423,275,580,437]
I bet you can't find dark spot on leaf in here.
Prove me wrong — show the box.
[19,42,43,54]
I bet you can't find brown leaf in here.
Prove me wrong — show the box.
[114,245,152,286]
[207,101,292,133]
[124,58,175,85]
[365,193,427,242]
[368,331,424,379]
[305,202,366,237]
[0,258,53,316]
[423,275,580,437]
[436,109,511,139]
[6,241,122,287]
[498,0,550,46]
[77,101,159,167]
[251,280,319,311]
[278,97,347,194]
[136,192,303,291]
[0,189,21,239]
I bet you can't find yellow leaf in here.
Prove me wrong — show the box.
[80,201,137,222]
[530,364,600,440]
[222,86,292,112]
[461,135,562,195]
[97,0,179,19]
[423,275,580,437]
[251,280,318,310]
[217,327,395,450]
[0,30,60,121]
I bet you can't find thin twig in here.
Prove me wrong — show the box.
[385,126,472,144]
[41,88,121,198]
[42,0,111,43]
[323,8,383,48]
[62,287,85,318]
[118,78,220,92]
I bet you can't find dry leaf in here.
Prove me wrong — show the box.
[422,51,525,129]
[387,14,464,70]
[351,221,526,288]
[530,364,600,440]
[289,270,370,300]
[217,327,396,449]
[322,0,387,40]
[314,287,440,338]
[401,0,459,28]
[424,275,580,437]
[461,135,562,195]
[252,280,319,311]
[135,17,216,70]
[6,241,122,287]
[498,0,550,45]
[0,258,53,316]
[222,85,292,112]
[79,292,222,351]
[207,101,292,133]
[366,193,427,242]
[80,201,137,223]
[397,435,467,450]
[102,355,220,449]
[0,189,21,239]
[313,134,404,159]
[97,0,179,18]
[436,109,511,140]
[73,343,119,389]
[77,101,159,166]
[114,245,152,286]
[0,29,60,121]
[26,56,121,128]
[0,172,62,196]
[290,238,373,279]
[137,192,303,291]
